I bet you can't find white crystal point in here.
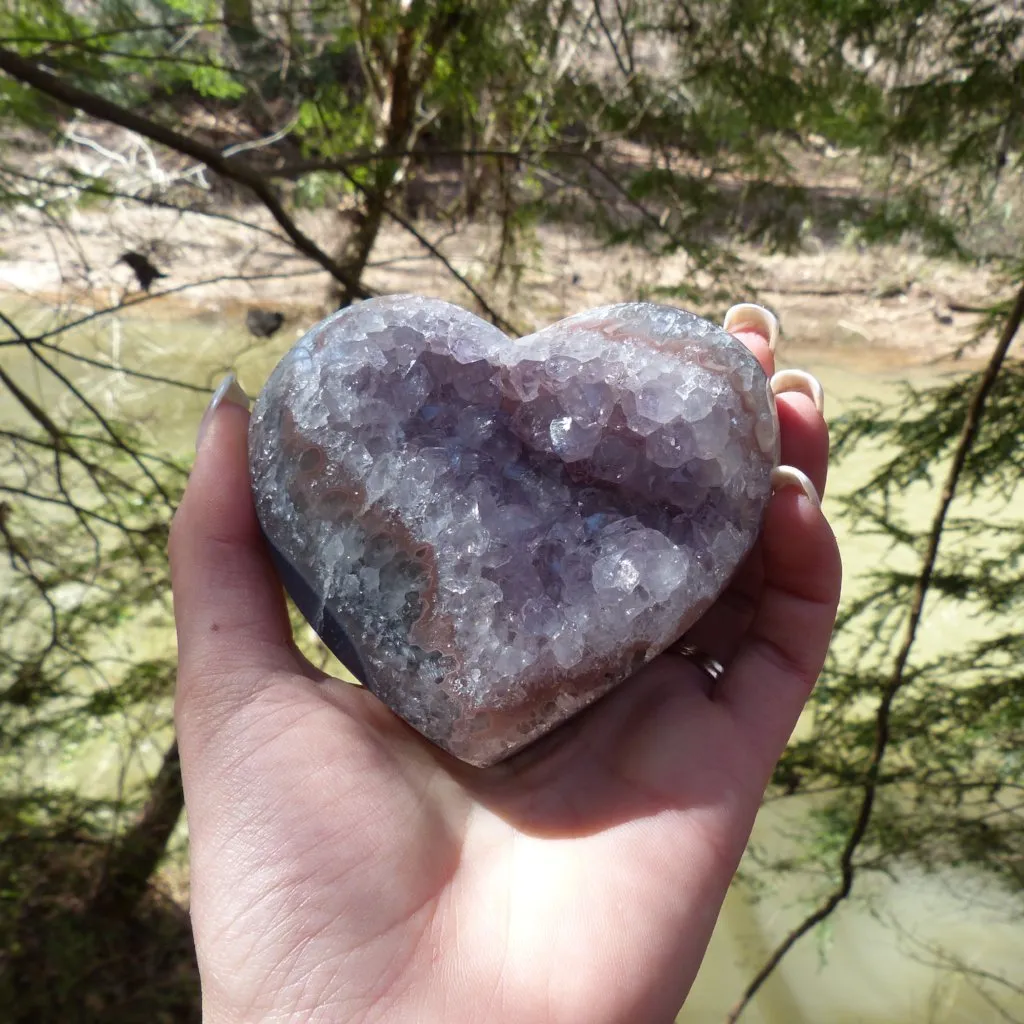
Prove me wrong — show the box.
[249,295,778,766]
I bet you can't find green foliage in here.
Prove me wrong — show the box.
[1,0,1023,1016]
[768,354,1024,912]
[187,63,243,100]
[3,0,1020,274]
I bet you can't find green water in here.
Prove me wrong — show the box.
[687,360,1024,1022]
[3,296,1022,1021]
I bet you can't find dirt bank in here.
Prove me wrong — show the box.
[0,199,1007,371]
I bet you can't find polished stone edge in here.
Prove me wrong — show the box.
[264,533,369,684]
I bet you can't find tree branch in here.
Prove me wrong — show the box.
[0,165,292,245]
[0,485,153,533]
[0,18,226,51]
[26,341,174,507]
[337,167,519,335]
[0,360,69,448]
[271,145,601,178]
[0,268,321,352]
[25,343,211,394]
[728,281,1024,1022]
[592,0,632,79]
[0,46,370,298]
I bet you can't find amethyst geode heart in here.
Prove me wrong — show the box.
[249,296,778,765]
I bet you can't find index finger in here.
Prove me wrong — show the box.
[725,303,829,499]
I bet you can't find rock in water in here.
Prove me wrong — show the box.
[246,309,286,338]
[249,296,779,766]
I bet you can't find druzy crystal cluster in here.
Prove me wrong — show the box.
[249,296,778,765]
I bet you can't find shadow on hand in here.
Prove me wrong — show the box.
[428,655,747,842]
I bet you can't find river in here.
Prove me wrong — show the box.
[685,361,1024,1023]
[2,297,1022,1021]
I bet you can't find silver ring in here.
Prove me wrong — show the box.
[668,641,725,681]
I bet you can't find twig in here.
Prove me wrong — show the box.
[272,145,620,178]
[886,914,1024,1023]
[592,0,632,79]
[0,361,68,447]
[27,343,209,393]
[52,436,103,564]
[0,165,291,244]
[350,174,519,334]
[222,119,299,159]
[0,485,152,533]
[0,315,176,529]
[727,281,1024,1022]
[26,342,174,507]
[0,19,226,50]
[762,285,872,297]
[0,428,182,474]
[0,46,370,298]
[0,268,323,350]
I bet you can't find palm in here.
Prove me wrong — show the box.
[172,320,839,1023]
[187,655,753,1023]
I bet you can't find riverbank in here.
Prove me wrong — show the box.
[0,199,1009,372]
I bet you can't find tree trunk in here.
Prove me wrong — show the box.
[331,9,465,308]
[223,0,257,46]
[332,29,418,308]
[334,178,396,308]
[89,739,184,919]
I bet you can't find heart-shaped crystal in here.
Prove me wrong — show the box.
[249,296,778,766]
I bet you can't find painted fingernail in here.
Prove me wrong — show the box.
[723,303,780,352]
[771,466,821,509]
[196,373,250,452]
[770,369,825,415]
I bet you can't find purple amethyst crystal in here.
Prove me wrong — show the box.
[248,296,778,766]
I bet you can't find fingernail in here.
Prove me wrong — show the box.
[770,369,825,415]
[196,373,249,452]
[771,466,821,509]
[724,303,780,352]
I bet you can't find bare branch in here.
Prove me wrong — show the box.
[0,485,153,533]
[0,429,185,475]
[271,146,606,178]
[25,343,211,394]
[26,342,174,507]
[0,268,322,351]
[592,0,632,79]
[0,165,292,245]
[728,281,1024,1021]
[0,46,370,298]
[338,167,519,335]
[0,360,68,447]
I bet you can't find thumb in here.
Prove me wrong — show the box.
[170,375,299,741]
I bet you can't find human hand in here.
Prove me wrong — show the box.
[170,305,840,1023]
